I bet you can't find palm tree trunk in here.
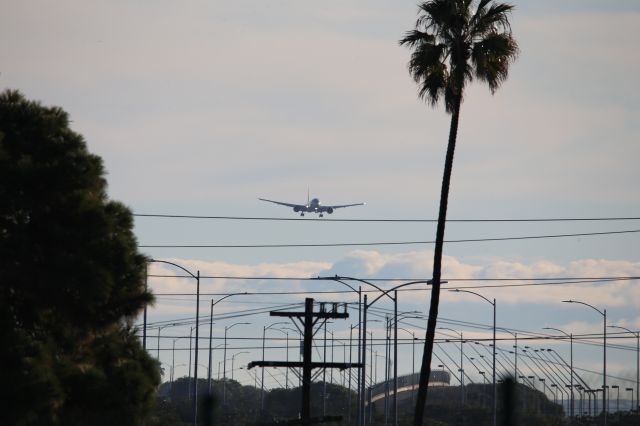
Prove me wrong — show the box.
[413,93,462,426]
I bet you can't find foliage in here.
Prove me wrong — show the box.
[399,2,518,424]
[0,90,159,425]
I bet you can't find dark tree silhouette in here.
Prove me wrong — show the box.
[399,1,518,424]
[0,90,159,425]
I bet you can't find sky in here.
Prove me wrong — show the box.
[3,0,640,409]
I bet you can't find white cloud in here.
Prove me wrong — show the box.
[146,251,640,314]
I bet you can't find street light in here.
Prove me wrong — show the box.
[499,328,518,383]
[563,299,606,424]
[261,321,288,410]
[208,293,247,396]
[543,326,574,419]
[626,388,634,413]
[612,385,619,413]
[149,259,201,426]
[450,289,496,426]
[325,276,432,426]
[231,351,249,380]
[437,327,465,409]
[608,325,639,414]
[157,323,178,360]
[224,322,250,405]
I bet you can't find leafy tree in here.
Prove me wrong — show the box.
[0,90,159,425]
[398,1,518,424]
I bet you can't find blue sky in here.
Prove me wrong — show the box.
[3,0,639,405]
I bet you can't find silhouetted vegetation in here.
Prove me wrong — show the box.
[0,90,160,425]
[398,2,519,423]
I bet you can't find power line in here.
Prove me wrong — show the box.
[149,277,637,297]
[134,213,640,223]
[139,228,640,248]
[146,274,639,282]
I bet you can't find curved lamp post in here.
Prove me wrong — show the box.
[149,259,200,426]
[231,351,249,381]
[316,276,363,426]
[223,322,250,405]
[450,289,496,426]
[563,299,606,425]
[498,328,518,383]
[208,293,247,396]
[261,321,288,410]
[608,325,639,414]
[437,327,465,409]
[544,327,574,419]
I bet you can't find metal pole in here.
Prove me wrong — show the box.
[493,299,496,426]
[331,330,334,384]
[358,287,362,426]
[604,309,607,424]
[261,325,266,410]
[223,326,228,405]
[360,295,368,426]
[188,327,193,401]
[393,291,398,426]
[370,331,373,426]
[349,325,353,424]
[286,332,289,389]
[515,333,518,383]
[157,327,162,359]
[461,331,464,409]
[571,333,574,420]
[208,300,214,395]
[193,271,200,426]
[384,317,389,426]
[323,321,327,417]
[172,339,176,397]
[412,331,416,404]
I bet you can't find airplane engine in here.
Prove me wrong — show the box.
[293,206,301,212]
[326,207,334,214]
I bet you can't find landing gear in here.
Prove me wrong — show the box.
[319,213,324,218]
[300,212,305,216]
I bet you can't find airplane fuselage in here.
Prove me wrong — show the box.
[258,196,363,217]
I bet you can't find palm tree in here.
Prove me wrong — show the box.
[399,1,518,424]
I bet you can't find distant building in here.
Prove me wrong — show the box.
[369,370,450,405]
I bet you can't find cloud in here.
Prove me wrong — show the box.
[146,251,640,313]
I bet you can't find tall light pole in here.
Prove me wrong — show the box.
[611,385,619,413]
[157,323,177,360]
[275,328,290,389]
[171,338,179,398]
[231,351,249,380]
[340,278,433,426]
[451,289,496,426]
[608,325,639,414]
[626,388,634,413]
[544,327,574,420]
[224,322,250,405]
[208,293,246,396]
[499,328,518,383]
[563,299,606,425]
[437,327,464,410]
[399,327,417,403]
[149,259,200,426]
[261,321,288,410]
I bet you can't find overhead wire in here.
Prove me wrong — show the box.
[139,228,640,248]
[134,213,640,223]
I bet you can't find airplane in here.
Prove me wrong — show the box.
[259,193,365,217]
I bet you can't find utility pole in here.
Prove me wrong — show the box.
[248,299,360,425]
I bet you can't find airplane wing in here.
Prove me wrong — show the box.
[323,202,366,209]
[258,198,304,209]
